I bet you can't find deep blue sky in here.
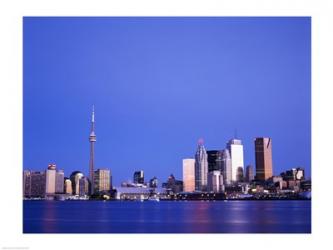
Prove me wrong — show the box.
[23,17,311,185]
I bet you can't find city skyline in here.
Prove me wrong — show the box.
[23,17,311,185]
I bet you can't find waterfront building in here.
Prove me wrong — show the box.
[45,164,56,195]
[79,177,90,196]
[207,150,223,172]
[207,171,224,193]
[89,105,96,195]
[64,177,72,194]
[134,170,144,184]
[221,149,232,185]
[55,169,64,194]
[115,187,167,200]
[30,171,46,197]
[226,139,244,182]
[255,137,273,181]
[246,165,255,182]
[182,158,195,192]
[23,170,31,197]
[70,171,84,195]
[94,169,111,194]
[149,176,158,188]
[195,139,208,191]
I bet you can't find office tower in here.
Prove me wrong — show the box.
[79,177,90,196]
[195,139,208,191]
[221,149,232,185]
[55,169,64,194]
[94,169,111,193]
[182,158,195,192]
[64,177,72,194]
[89,105,96,195]
[45,164,56,195]
[30,171,46,197]
[207,171,224,193]
[23,170,31,197]
[70,171,84,195]
[255,137,273,181]
[246,165,255,182]
[134,170,144,184]
[226,139,244,182]
[149,176,158,188]
[207,150,223,172]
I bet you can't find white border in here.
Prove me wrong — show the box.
[1,0,332,250]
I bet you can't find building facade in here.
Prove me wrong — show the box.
[226,139,244,182]
[149,177,158,188]
[255,137,273,181]
[70,171,84,195]
[55,169,64,194]
[64,177,72,194]
[94,169,111,193]
[23,170,32,197]
[30,171,46,197]
[207,171,224,193]
[246,165,255,182]
[182,158,195,192]
[195,139,208,191]
[207,150,223,172]
[134,170,144,184]
[45,164,56,195]
[79,177,90,196]
[221,149,232,185]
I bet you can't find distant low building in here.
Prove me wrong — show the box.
[162,174,183,193]
[281,168,305,181]
[134,170,144,184]
[149,176,158,188]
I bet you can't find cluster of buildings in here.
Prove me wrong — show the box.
[23,107,311,201]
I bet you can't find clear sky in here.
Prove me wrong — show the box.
[23,17,311,185]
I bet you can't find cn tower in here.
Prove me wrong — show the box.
[89,105,96,195]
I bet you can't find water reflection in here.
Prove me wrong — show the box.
[23,200,311,233]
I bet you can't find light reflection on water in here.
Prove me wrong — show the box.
[23,200,311,233]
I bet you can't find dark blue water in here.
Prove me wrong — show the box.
[23,200,311,233]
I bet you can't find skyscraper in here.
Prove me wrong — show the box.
[45,164,56,195]
[55,169,64,194]
[182,158,195,192]
[23,170,31,197]
[245,165,255,182]
[133,170,144,184]
[226,139,244,182]
[207,150,223,172]
[94,169,111,193]
[64,177,72,194]
[221,149,232,185]
[195,139,208,191]
[70,171,84,195]
[79,177,90,196]
[30,171,46,197]
[89,106,96,195]
[207,171,224,193]
[255,137,273,181]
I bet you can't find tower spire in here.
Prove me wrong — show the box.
[89,105,96,195]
